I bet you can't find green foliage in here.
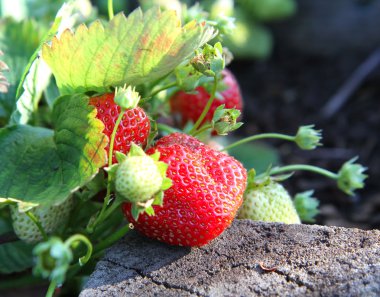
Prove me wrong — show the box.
[0,19,45,124]
[0,240,34,274]
[0,216,34,274]
[238,0,296,21]
[228,142,279,174]
[0,94,107,207]
[42,7,214,95]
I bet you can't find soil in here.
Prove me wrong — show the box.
[230,48,380,230]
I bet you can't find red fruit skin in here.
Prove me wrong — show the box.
[170,69,243,126]
[122,133,247,247]
[89,93,150,164]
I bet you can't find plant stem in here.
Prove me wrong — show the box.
[221,133,296,152]
[189,77,218,135]
[143,82,177,102]
[192,123,213,137]
[157,123,181,134]
[108,0,114,20]
[25,211,48,241]
[93,223,130,253]
[267,164,338,180]
[45,279,57,297]
[65,234,93,266]
[66,224,130,279]
[87,109,125,233]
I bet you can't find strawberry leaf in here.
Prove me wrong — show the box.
[0,241,34,274]
[0,216,34,274]
[10,1,95,125]
[0,94,107,206]
[0,19,45,123]
[42,7,215,95]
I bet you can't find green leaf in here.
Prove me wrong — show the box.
[228,141,280,174]
[42,7,215,95]
[0,19,45,123]
[223,7,273,59]
[239,0,297,21]
[10,0,95,125]
[0,94,107,206]
[0,240,34,274]
[0,215,34,275]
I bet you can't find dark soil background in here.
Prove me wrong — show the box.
[230,0,380,230]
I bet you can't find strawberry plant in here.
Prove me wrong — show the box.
[0,1,367,296]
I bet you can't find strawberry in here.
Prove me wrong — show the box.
[116,155,163,203]
[170,69,243,127]
[122,133,247,247]
[115,143,171,205]
[89,93,150,163]
[10,198,73,244]
[238,180,301,224]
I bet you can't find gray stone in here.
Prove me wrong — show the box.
[81,220,380,297]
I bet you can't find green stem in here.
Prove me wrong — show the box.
[157,123,181,134]
[266,164,338,180]
[192,123,213,137]
[94,223,130,253]
[108,0,114,20]
[45,279,57,297]
[189,77,218,135]
[65,234,93,266]
[88,109,125,233]
[108,109,125,168]
[222,133,296,152]
[143,82,177,102]
[25,211,48,241]
[66,224,130,279]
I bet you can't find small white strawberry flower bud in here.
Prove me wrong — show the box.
[114,85,140,109]
[295,125,322,150]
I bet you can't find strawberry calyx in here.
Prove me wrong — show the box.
[211,104,243,135]
[293,191,320,223]
[114,85,141,110]
[191,42,225,77]
[108,143,172,220]
[337,157,367,195]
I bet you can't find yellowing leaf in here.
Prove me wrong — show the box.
[0,94,108,207]
[42,7,214,95]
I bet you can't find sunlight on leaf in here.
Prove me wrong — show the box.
[10,0,94,125]
[0,94,108,206]
[42,7,215,95]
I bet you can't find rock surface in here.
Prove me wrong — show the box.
[81,220,380,297]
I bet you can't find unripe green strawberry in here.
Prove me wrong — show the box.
[238,181,301,224]
[116,155,163,203]
[112,144,172,219]
[10,198,73,244]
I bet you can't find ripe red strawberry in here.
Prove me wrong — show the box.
[122,133,247,247]
[89,93,150,163]
[170,69,243,127]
